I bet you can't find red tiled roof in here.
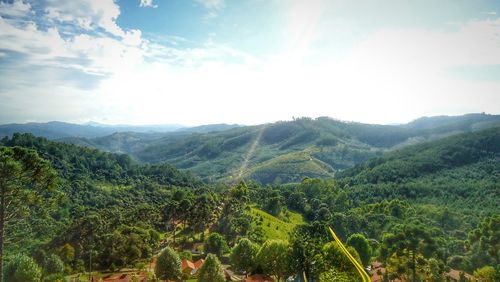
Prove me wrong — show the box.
[182,259,195,270]
[194,258,205,269]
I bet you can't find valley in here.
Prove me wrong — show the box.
[0,114,498,281]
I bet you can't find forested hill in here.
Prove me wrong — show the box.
[3,113,500,184]
[332,127,499,242]
[0,133,201,188]
[65,113,500,184]
[338,126,500,184]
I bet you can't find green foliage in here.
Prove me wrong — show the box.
[57,244,75,264]
[319,268,356,282]
[4,255,42,282]
[381,224,437,281]
[98,225,160,268]
[473,266,496,282]
[179,250,193,261]
[318,242,361,275]
[244,151,334,184]
[197,253,225,282]
[468,215,499,269]
[216,182,253,243]
[0,146,58,281]
[248,207,303,241]
[346,234,372,266]
[204,233,228,259]
[0,133,200,187]
[230,238,259,274]
[43,253,64,275]
[339,127,500,183]
[154,247,181,281]
[257,240,290,281]
[42,273,68,282]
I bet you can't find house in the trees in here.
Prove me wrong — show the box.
[182,259,196,276]
[181,258,205,277]
[194,258,205,269]
[445,269,474,281]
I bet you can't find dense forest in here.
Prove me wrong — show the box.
[0,125,499,281]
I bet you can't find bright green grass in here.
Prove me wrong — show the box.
[244,151,334,184]
[249,207,304,241]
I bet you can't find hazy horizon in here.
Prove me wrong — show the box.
[0,112,497,128]
[1,0,500,125]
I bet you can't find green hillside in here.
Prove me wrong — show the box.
[59,113,500,184]
[249,207,304,241]
[242,151,335,184]
[338,126,500,184]
[334,127,500,220]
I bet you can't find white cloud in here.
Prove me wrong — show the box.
[139,0,157,8]
[0,15,146,76]
[0,0,499,125]
[0,0,32,18]
[44,0,125,37]
[0,18,71,62]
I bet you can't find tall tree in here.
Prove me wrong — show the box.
[205,233,228,259]
[3,254,42,282]
[346,233,372,266]
[162,200,180,244]
[257,240,290,282]
[154,247,181,281]
[381,224,437,282]
[197,253,225,282]
[230,238,259,275]
[0,147,57,282]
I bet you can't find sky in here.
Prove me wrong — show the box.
[0,0,499,126]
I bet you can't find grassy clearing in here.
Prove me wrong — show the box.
[249,207,304,241]
[245,151,334,184]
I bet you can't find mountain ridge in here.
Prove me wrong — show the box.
[2,113,499,184]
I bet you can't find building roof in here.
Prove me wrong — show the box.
[194,258,205,269]
[371,261,383,269]
[182,259,195,271]
[446,269,474,281]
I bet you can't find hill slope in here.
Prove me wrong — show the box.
[338,126,500,184]
[10,113,500,184]
[98,114,500,184]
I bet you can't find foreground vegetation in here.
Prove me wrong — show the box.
[0,127,499,281]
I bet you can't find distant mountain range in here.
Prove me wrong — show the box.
[0,121,241,139]
[1,113,499,184]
